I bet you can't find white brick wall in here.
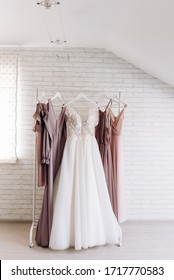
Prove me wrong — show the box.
[0,47,174,221]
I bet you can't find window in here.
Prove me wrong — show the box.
[0,55,18,163]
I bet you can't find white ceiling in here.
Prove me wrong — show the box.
[0,0,174,87]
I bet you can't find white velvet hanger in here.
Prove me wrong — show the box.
[51,91,64,104]
[68,93,96,105]
[112,95,127,108]
[98,92,127,108]
[37,91,47,103]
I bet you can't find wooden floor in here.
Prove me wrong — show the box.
[0,221,173,260]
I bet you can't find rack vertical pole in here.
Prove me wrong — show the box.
[29,89,38,247]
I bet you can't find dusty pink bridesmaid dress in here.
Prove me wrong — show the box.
[95,100,127,223]
[110,106,127,223]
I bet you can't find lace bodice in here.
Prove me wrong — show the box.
[66,105,98,137]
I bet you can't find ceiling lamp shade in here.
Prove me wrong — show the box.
[37,0,60,9]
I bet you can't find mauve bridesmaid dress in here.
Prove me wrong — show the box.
[95,101,114,207]
[33,99,67,247]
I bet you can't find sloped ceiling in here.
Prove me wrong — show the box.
[0,0,174,87]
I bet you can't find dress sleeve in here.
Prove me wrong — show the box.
[41,118,51,165]
[32,103,47,187]
[32,108,42,133]
[42,101,57,165]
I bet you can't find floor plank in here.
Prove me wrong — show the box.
[0,221,173,259]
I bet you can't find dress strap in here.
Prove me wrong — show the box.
[106,99,112,110]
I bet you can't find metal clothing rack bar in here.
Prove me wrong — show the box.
[29,133,38,247]
[29,89,39,248]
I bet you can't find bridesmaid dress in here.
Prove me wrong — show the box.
[33,99,67,247]
[110,103,127,223]
[95,99,127,223]
[95,101,114,208]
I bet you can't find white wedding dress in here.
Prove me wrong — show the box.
[49,104,122,250]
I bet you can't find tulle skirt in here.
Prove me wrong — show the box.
[49,135,122,250]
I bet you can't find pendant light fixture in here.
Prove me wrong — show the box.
[37,0,69,60]
[37,0,60,9]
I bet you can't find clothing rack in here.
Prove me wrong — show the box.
[29,88,126,248]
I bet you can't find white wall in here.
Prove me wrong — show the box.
[0,47,174,221]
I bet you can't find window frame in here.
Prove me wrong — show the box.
[0,54,18,164]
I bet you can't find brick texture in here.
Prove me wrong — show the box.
[0,47,174,221]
